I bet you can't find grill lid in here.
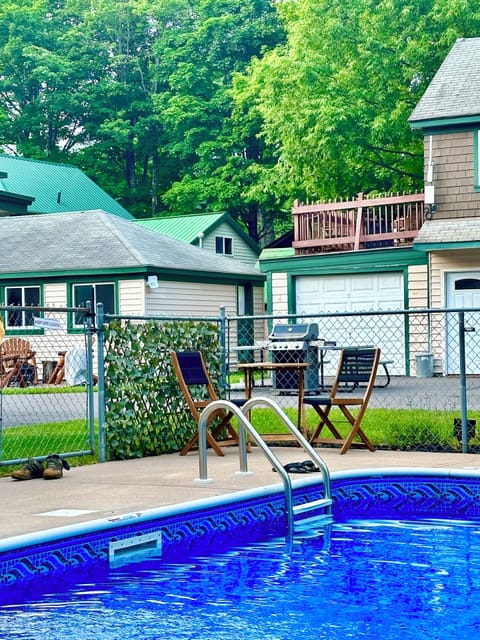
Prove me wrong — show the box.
[269,323,318,341]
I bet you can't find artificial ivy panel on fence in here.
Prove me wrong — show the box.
[103,319,222,460]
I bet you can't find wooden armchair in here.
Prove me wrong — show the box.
[0,338,38,388]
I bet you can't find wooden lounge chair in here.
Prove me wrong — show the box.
[0,337,38,388]
[304,347,380,454]
[171,350,247,456]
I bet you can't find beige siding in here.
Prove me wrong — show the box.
[407,265,428,308]
[271,272,289,315]
[119,279,146,315]
[203,221,258,267]
[44,282,67,307]
[146,281,238,317]
[406,265,431,374]
[429,249,480,307]
[427,132,480,218]
[424,249,480,373]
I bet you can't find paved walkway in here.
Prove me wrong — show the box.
[3,446,480,542]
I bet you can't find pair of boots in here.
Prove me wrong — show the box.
[11,454,70,480]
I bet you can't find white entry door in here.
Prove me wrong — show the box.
[445,272,480,374]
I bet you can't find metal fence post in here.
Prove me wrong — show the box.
[96,303,106,462]
[458,311,469,453]
[219,306,227,393]
[85,302,96,455]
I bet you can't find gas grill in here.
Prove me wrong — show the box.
[268,323,320,391]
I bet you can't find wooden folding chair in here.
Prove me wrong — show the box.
[304,347,381,454]
[0,337,38,387]
[171,350,247,456]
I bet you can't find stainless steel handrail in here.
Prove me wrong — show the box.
[197,397,331,539]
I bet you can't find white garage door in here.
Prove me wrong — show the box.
[296,272,405,373]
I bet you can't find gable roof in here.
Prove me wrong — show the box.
[137,212,259,254]
[0,209,264,282]
[0,155,133,220]
[409,38,480,129]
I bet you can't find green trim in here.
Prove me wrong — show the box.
[265,273,273,314]
[414,241,480,251]
[1,283,44,334]
[66,280,118,332]
[0,266,264,286]
[259,247,426,276]
[287,273,296,315]
[410,115,480,132]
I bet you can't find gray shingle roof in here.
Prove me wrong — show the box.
[409,38,480,125]
[0,210,264,281]
[414,217,480,245]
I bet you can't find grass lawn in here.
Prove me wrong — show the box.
[247,407,480,452]
[0,419,97,477]
[1,406,476,478]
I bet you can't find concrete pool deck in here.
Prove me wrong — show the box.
[2,446,480,541]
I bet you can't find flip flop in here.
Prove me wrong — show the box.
[272,461,319,474]
[300,460,320,472]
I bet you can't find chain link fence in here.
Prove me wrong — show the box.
[226,308,480,453]
[0,306,95,470]
[8,303,480,467]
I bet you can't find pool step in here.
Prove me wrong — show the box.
[293,498,332,519]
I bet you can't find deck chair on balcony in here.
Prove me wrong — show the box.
[171,350,247,457]
[0,337,38,388]
[304,347,380,454]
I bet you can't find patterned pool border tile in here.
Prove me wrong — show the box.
[2,467,480,588]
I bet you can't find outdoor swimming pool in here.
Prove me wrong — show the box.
[1,469,480,639]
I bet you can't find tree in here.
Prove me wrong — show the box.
[238,0,480,203]
[150,0,285,242]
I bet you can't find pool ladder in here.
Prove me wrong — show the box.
[196,396,332,540]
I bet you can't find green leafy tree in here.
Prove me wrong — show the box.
[238,0,480,202]
[150,0,285,242]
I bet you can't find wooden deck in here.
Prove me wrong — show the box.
[292,191,425,254]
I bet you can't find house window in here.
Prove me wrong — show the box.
[475,129,480,191]
[215,236,233,256]
[5,286,40,327]
[72,283,115,326]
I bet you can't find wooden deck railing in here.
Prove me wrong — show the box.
[292,192,425,254]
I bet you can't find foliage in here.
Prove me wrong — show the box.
[237,0,480,202]
[1,0,480,239]
[103,318,222,460]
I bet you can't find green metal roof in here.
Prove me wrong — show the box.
[0,155,133,220]
[137,211,259,253]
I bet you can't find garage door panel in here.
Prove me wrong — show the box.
[296,272,405,374]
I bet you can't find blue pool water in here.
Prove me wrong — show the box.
[1,514,480,639]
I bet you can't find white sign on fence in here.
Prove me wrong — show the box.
[34,317,62,330]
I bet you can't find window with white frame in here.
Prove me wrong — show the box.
[5,286,41,327]
[215,235,233,256]
[72,282,115,326]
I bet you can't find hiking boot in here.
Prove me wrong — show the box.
[43,454,70,480]
[11,458,44,481]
